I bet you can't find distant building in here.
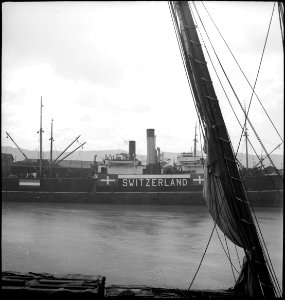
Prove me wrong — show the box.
[10,159,94,178]
[2,153,14,177]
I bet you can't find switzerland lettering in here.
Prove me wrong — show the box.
[122,178,188,187]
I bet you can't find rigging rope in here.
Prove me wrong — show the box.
[187,176,216,290]
[234,244,242,269]
[235,2,279,157]
[201,1,283,145]
[224,234,237,282]
[278,2,284,50]
[246,196,283,297]
[215,227,240,274]
[191,2,283,197]
[187,223,216,290]
[187,4,255,285]
[169,3,282,295]
[192,1,283,182]
[194,19,282,297]
[216,138,282,297]
[198,122,204,160]
[188,162,241,290]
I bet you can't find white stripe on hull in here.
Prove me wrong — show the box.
[118,174,191,179]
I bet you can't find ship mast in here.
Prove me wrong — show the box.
[39,97,43,177]
[244,103,249,169]
[169,2,277,297]
[193,122,197,158]
[49,119,54,177]
[43,135,81,172]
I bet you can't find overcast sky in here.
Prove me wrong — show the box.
[2,1,284,158]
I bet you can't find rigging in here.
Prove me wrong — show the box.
[235,2,281,157]
[200,1,283,145]
[169,1,282,297]
[191,1,283,186]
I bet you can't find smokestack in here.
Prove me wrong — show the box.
[147,129,156,165]
[157,147,160,163]
[129,141,136,160]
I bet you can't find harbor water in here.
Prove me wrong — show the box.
[2,202,283,291]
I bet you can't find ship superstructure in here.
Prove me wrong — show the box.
[97,129,164,176]
[175,123,205,175]
[176,152,204,174]
[98,148,144,175]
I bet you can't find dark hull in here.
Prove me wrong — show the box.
[2,174,283,207]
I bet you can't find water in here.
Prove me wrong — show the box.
[2,202,283,291]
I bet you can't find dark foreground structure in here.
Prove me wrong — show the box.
[2,271,246,299]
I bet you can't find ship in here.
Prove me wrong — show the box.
[2,126,283,206]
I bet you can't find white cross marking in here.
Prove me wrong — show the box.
[101,175,115,185]
[193,175,204,184]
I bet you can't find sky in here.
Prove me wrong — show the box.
[2,1,284,158]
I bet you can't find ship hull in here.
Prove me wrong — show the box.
[2,174,283,207]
